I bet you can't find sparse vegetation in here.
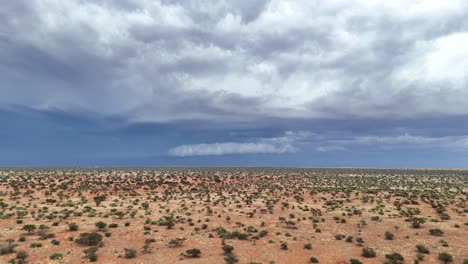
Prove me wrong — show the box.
[0,167,465,263]
[438,252,453,263]
[75,233,103,246]
[362,247,376,258]
[185,248,201,258]
[124,248,137,259]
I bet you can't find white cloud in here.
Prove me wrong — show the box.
[352,133,445,145]
[169,130,314,156]
[316,146,346,152]
[169,130,468,157]
[332,133,468,149]
[395,32,468,84]
[169,142,298,157]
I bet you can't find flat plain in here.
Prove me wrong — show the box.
[0,167,466,264]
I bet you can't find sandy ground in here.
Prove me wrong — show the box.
[0,168,466,264]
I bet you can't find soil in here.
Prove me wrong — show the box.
[0,167,466,264]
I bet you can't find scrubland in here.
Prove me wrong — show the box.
[0,167,466,264]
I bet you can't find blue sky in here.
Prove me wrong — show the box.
[1,0,468,167]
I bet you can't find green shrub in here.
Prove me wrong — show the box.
[75,233,103,246]
[310,256,319,263]
[124,248,137,259]
[222,245,234,255]
[429,228,444,236]
[385,231,395,240]
[416,245,429,254]
[224,253,238,264]
[16,251,28,260]
[29,243,42,248]
[385,253,404,264]
[89,254,98,262]
[49,253,63,260]
[68,223,79,231]
[185,248,201,257]
[438,253,453,263]
[350,259,363,264]
[362,247,376,258]
[95,221,107,230]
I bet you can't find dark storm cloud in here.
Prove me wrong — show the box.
[1,0,468,162]
[1,0,467,122]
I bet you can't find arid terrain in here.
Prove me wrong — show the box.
[0,167,466,264]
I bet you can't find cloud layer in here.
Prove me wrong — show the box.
[169,142,298,157]
[169,130,312,156]
[320,133,468,152]
[170,131,468,157]
[1,1,468,166]
[1,0,468,123]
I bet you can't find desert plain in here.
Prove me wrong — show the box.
[0,167,466,264]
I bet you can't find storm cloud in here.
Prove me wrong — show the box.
[1,0,468,122]
[1,1,468,165]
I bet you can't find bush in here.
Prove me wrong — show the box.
[222,245,234,255]
[416,245,429,254]
[75,233,103,246]
[408,217,426,228]
[83,246,99,261]
[22,225,36,235]
[362,247,376,258]
[95,221,107,230]
[16,251,28,260]
[29,243,42,248]
[185,248,201,257]
[124,248,137,259]
[304,243,312,250]
[49,253,63,260]
[385,231,395,240]
[335,234,345,240]
[146,238,156,244]
[280,242,288,250]
[310,256,319,263]
[350,259,363,264]
[429,228,444,236]
[230,231,249,240]
[440,239,449,247]
[89,254,98,262]
[385,253,404,264]
[168,238,183,247]
[83,247,99,257]
[224,253,239,264]
[438,252,453,263]
[0,244,16,255]
[68,223,79,231]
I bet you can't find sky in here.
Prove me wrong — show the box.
[1,0,468,167]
